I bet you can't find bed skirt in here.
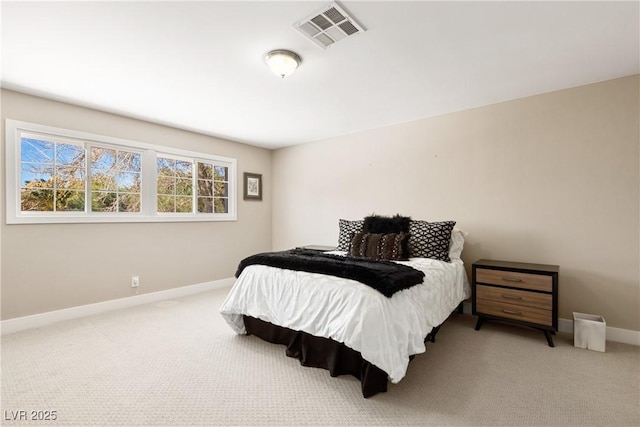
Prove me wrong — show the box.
[243,315,389,397]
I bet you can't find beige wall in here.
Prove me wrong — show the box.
[272,75,640,331]
[1,89,272,320]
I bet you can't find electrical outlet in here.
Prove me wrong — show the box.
[131,276,139,288]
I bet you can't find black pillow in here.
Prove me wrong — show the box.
[363,214,411,234]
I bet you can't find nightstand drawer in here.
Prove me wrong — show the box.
[476,285,552,310]
[476,299,552,327]
[476,268,552,292]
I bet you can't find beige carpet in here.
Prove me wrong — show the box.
[2,286,639,426]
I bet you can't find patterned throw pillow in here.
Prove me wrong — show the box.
[350,232,411,260]
[337,219,364,251]
[408,220,456,261]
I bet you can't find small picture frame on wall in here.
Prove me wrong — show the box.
[243,172,262,201]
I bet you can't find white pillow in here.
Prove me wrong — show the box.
[448,229,467,260]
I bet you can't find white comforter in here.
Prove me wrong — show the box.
[219,253,471,383]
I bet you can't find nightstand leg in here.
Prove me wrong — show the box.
[474,317,485,331]
[543,330,555,347]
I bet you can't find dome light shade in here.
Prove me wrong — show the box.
[265,50,301,78]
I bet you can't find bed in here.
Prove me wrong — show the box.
[220,216,471,397]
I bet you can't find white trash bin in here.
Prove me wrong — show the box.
[573,312,606,352]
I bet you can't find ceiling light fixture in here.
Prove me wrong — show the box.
[265,49,301,78]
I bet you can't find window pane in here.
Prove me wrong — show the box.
[157,195,174,212]
[214,166,228,181]
[175,178,192,196]
[119,193,140,212]
[21,188,54,211]
[175,196,192,213]
[214,181,228,197]
[21,138,53,164]
[157,157,175,175]
[198,163,212,179]
[91,147,116,171]
[117,151,141,171]
[56,143,84,165]
[176,161,193,178]
[91,172,117,191]
[56,166,85,189]
[214,197,228,213]
[92,192,117,212]
[21,163,53,187]
[56,190,85,211]
[198,197,213,213]
[198,179,212,197]
[157,176,174,195]
[117,172,141,192]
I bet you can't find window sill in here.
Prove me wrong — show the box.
[7,214,237,225]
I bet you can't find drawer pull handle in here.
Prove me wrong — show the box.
[502,277,523,282]
[502,294,523,300]
[502,309,522,315]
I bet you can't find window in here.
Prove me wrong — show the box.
[20,135,86,212]
[90,147,142,213]
[197,161,229,214]
[156,156,194,213]
[6,120,237,224]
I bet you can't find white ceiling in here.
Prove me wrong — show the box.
[2,1,638,149]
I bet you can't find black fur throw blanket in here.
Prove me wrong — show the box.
[235,249,425,297]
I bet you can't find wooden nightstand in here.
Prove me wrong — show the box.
[472,259,559,347]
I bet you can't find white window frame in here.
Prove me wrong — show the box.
[5,119,237,224]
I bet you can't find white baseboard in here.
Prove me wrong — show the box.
[462,301,639,346]
[1,277,235,335]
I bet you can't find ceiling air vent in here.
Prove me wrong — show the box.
[294,2,366,49]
